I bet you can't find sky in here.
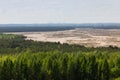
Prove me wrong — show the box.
[0,0,120,24]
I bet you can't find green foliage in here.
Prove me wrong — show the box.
[0,33,24,39]
[0,34,120,80]
[0,52,119,80]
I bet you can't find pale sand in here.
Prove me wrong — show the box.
[5,28,120,47]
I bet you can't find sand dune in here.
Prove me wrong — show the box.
[6,28,120,47]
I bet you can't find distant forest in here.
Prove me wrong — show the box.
[0,23,120,32]
[0,34,120,80]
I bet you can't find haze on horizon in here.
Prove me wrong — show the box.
[0,0,120,24]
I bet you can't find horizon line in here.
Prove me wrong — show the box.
[0,22,120,25]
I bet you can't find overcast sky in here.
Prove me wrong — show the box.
[0,0,120,24]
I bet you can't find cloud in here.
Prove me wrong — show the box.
[0,0,120,23]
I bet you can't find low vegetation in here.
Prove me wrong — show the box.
[0,34,120,80]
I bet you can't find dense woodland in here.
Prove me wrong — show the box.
[0,34,120,80]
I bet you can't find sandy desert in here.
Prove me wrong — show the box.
[6,28,120,47]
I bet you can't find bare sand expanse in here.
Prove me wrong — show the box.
[6,28,120,47]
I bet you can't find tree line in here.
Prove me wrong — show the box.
[0,34,120,80]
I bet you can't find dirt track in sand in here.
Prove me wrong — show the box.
[6,28,120,47]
